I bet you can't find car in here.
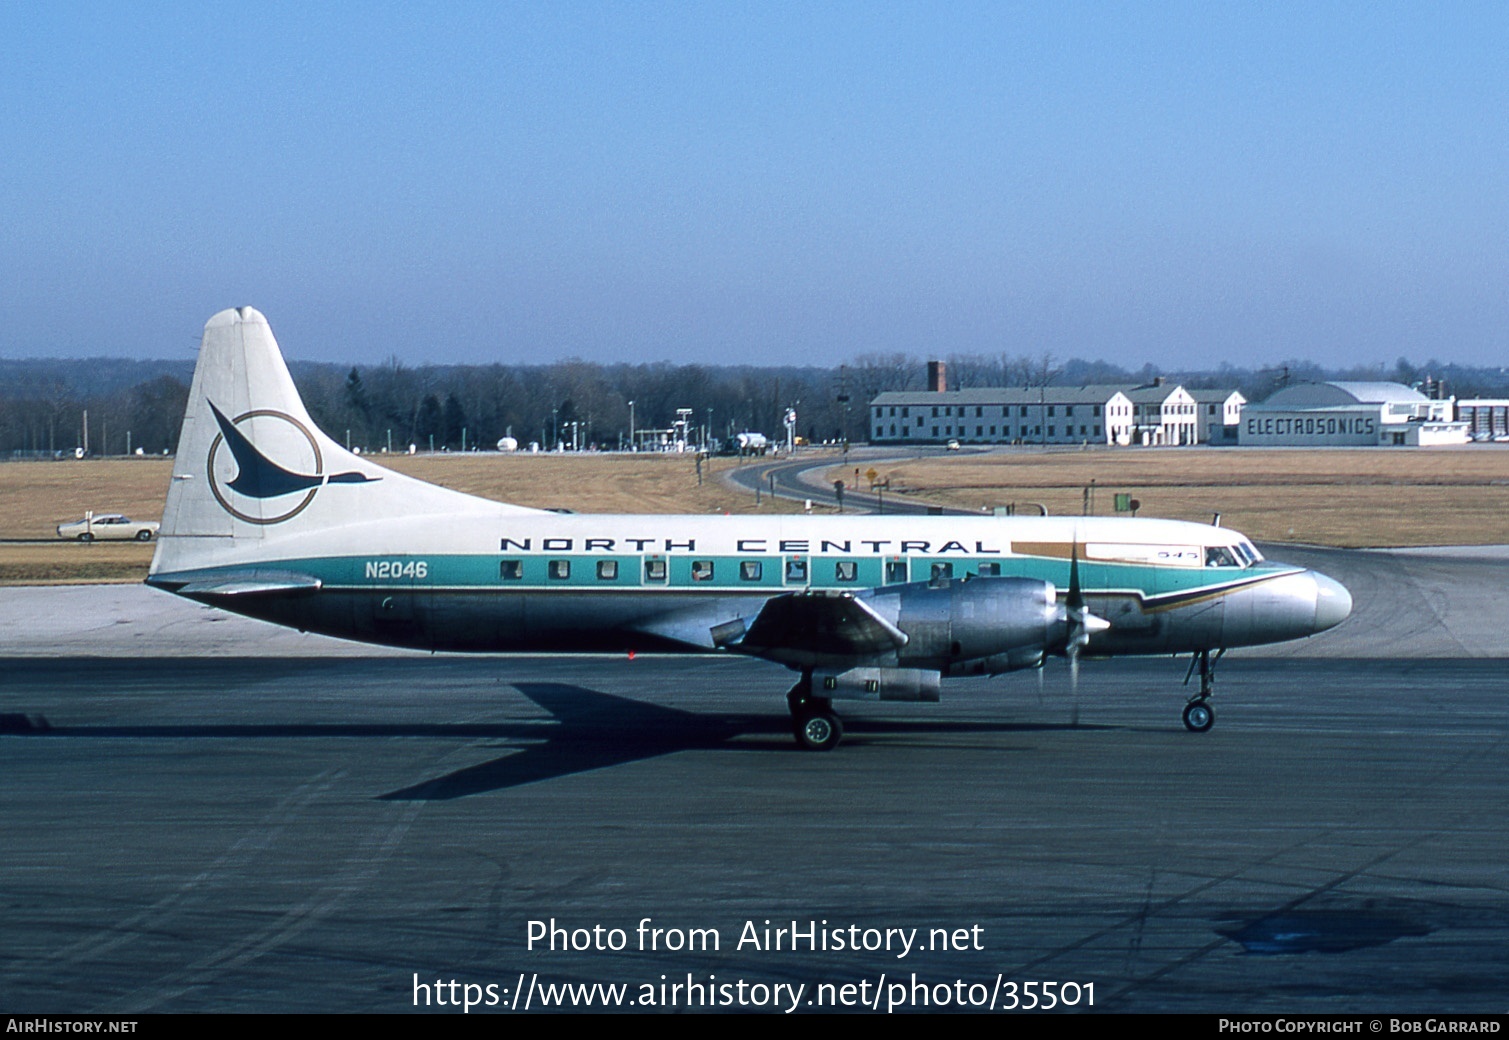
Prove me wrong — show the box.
[945,439,961,451]
[56,514,160,542]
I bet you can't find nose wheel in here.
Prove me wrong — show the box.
[1181,648,1222,732]
[788,675,843,751]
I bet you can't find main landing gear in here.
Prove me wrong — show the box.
[1181,648,1224,732]
[787,673,843,751]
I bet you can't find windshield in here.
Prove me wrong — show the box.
[1214,540,1265,568]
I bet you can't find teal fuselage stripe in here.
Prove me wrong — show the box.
[211,553,1290,597]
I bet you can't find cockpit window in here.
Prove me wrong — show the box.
[1205,546,1239,568]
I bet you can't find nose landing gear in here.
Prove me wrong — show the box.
[1182,648,1223,732]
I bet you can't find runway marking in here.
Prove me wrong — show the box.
[114,799,426,1012]
[103,702,509,1012]
[26,767,347,975]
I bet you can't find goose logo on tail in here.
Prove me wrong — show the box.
[206,401,378,524]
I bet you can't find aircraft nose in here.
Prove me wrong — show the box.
[1312,571,1352,632]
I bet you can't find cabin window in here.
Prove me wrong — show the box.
[834,561,858,582]
[548,560,571,580]
[691,560,715,582]
[500,560,523,581]
[597,560,618,580]
[976,562,1000,577]
[644,559,667,582]
[885,560,908,584]
[785,558,808,583]
[740,560,763,581]
[931,562,953,582]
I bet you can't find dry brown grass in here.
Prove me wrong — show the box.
[5,445,1507,584]
[0,453,805,584]
[840,446,1509,547]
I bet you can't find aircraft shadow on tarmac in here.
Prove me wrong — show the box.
[1,673,1103,800]
[382,682,1101,800]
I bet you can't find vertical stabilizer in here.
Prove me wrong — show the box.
[151,307,535,577]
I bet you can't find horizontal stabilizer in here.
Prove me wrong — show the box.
[155,569,322,599]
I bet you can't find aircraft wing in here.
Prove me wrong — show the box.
[631,590,907,669]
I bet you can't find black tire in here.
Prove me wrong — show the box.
[793,710,843,751]
[77,532,94,542]
[135,529,153,541]
[1183,699,1214,733]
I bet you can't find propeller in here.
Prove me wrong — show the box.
[1061,538,1111,724]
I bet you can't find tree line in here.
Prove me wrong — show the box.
[2,351,1503,457]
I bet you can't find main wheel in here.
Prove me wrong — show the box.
[135,529,153,541]
[77,532,94,542]
[793,710,843,751]
[1182,699,1214,733]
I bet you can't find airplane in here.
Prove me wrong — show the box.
[147,307,1353,750]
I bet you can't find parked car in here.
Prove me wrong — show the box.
[945,439,961,451]
[56,514,160,542]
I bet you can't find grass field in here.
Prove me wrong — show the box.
[838,446,1509,548]
[5,445,1508,584]
[0,452,803,584]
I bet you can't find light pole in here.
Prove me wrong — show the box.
[628,400,635,452]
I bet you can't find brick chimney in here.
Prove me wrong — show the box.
[927,360,947,393]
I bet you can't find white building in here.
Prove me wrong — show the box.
[1190,389,1246,445]
[1456,399,1509,441]
[869,381,1242,447]
[1240,382,1468,447]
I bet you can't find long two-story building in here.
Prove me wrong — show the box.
[869,380,1244,447]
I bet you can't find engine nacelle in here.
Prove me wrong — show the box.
[869,576,1058,676]
[812,667,941,702]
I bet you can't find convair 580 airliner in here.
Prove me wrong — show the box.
[147,308,1352,749]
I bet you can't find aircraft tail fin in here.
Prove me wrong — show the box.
[152,307,535,576]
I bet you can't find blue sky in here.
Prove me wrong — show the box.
[3,2,1507,369]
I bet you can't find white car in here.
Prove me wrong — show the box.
[945,439,961,451]
[56,514,160,542]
